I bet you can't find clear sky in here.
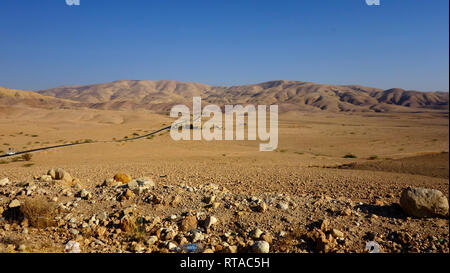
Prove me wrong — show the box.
[0,0,448,91]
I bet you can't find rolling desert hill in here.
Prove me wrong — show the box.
[0,81,448,254]
[0,86,81,112]
[36,80,449,113]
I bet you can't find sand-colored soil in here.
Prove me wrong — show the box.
[0,107,448,253]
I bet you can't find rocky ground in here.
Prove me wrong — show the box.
[0,169,448,253]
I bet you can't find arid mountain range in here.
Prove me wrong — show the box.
[1,80,448,113]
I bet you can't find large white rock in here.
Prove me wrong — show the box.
[204,215,218,229]
[127,177,155,194]
[48,168,73,183]
[9,199,21,208]
[400,187,449,218]
[0,177,9,186]
[252,241,270,253]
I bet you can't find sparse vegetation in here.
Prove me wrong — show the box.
[20,198,57,229]
[10,157,22,162]
[126,217,147,243]
[368,155,378,160]
[21,153,32,161]
[343,153,357,158]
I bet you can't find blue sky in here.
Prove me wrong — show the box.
[0,0,448,91]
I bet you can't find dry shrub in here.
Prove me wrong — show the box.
[20,198,56,229]
[21,153,33,161]
[271,227,308,253]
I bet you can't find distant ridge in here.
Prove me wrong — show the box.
[0,86,79,109]
[3,80,448,113]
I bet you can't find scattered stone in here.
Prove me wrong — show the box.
[167,242,178,251]
[96,226,107,237]
[190,230,204,242]
[0,177,10,186]
[254,202,267,213]
[39,175,52,182]
[70,229,79,235]
[400,187,449,218]
[127,177,155,194]
[341,208,352,216]
[102,178,115,187]
[252,241,270,253]
[204,195,216,204]
[319,219,330,232]
[227,245,238,253]
[250,228,263,239]
[180,216,198,232]
[133,243,145,253]
[17,244,26,252]
[261,233,273,244]
[79,189,91,200]
[277,202,289,210]
[306,228,336,253]
[124,189,134,199]
[204,216,218,229]
[48,168,73,183]
[331,229,344,238]
[170,195,182,207]
[9,199,20,208]
[113,173,131,184]
[146,236,158,246]
[65,241,81,253]
[119,216,135,232]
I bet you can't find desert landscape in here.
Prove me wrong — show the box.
[0,80,448,253]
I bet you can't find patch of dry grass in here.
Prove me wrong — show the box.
[20,198,57,229]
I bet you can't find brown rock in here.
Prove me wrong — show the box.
[96,226,107,237]
[307,228,336,253]
[180,216,198,232]
[319,219,330,232]
[331,229,344,238]
[254,202,267,213]
[341,208,352,216]
[400,187,449,218]
[261,233,273,244]
[48,168,73,183]
[114,173,131,184]
[124,189,134,199]
[170,195,182,207]
[119,216,135,232]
